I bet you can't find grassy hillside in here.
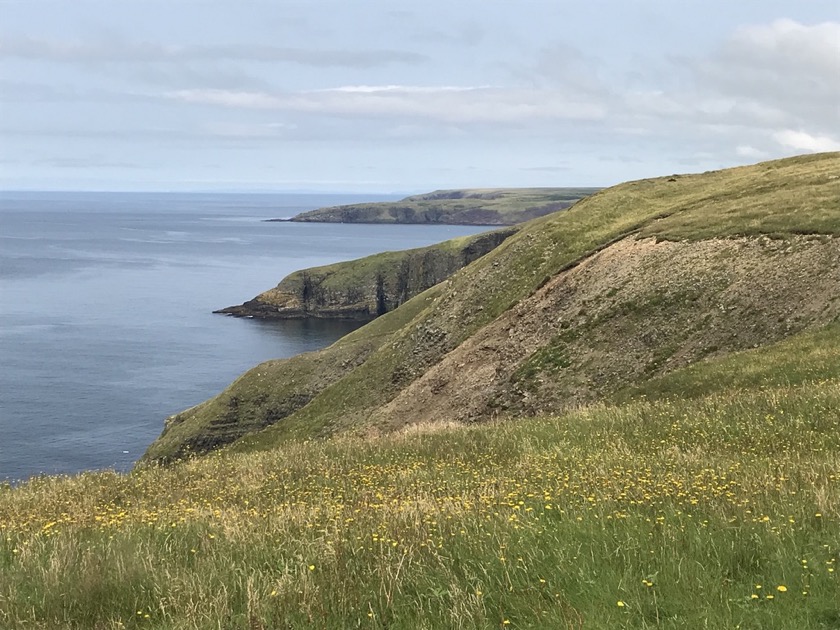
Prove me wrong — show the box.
[145,283,449,461]
[143,153,840,462]
[287,187,599,225]
[3,329,840,627]
[215,227,516,319]
[3,153,840,628]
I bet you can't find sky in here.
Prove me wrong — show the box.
[1,0,838,192]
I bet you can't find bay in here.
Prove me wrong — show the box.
[0,191,487,482]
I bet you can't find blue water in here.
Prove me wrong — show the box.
[0,191,486,482]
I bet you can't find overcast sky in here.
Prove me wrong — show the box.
[1,0,838,192]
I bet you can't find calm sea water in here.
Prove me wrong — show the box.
[0,191,486,482]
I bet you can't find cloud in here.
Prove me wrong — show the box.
[519,165,572,173]
[692,19,840,139]
[130,64,269,91]
[156,18,839,154]
[735,145,768,159]
[401,19,486,47]
[724,19,840,77]
[165,85,608,125]
[201,121,297,139]
[33,157,147,169]
[0,37,427,68]
[0,79,159,104]
[612,19,840,159]
[515,43,608,96]
[773,130,840,153]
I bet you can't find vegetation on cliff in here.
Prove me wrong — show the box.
[285,187,599,225]
[215,227,517,320]
[146,152,840,462]
[3,333,840,628]
[2,153,840,628]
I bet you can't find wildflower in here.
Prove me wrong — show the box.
[617,601,626,607]
[308,565,315,571]
[776,585,787,592]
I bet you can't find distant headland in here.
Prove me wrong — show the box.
[265,187,600,226]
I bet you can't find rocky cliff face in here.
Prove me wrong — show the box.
[216,228,517,320]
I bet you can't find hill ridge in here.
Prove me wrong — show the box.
[286,187,600,225]
[142,152,840,462]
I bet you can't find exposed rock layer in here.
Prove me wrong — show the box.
[216,228,517,319]
[372,234,840,430]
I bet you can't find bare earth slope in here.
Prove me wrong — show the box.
[142,152,840,463]
[373,234,840,430]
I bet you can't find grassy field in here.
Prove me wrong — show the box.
[3,326,840,628]
[5,154,840,628]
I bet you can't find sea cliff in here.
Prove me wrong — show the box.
[215,227,517,320]
[281,187,599,225]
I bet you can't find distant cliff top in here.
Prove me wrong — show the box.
[280,187,600,225]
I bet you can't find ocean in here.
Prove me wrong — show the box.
[0,191,487,483]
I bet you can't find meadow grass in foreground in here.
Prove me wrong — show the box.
[2,381,839,629]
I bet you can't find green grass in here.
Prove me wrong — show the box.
[143,281,450,462]
[3,374,839,628]
[143,152,840,460]
[616,321,840,403]
[639,154,840,241]
[10,154,840,628]
[289,187,600,225]
[226,153,840,454]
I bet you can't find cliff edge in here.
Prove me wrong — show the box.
[144,153,840,463]
[283,187,599,225]
[215,227,517,320]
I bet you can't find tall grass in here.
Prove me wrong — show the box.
[3,381,839,628]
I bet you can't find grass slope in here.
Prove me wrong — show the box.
[175,152,840,458]
[3,154,840,628]
[144,283,447,462]
[615,320,840,403]
[289,188,599,225]
[3,324,840,628]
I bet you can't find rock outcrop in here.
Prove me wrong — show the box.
[215,227,517,320]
